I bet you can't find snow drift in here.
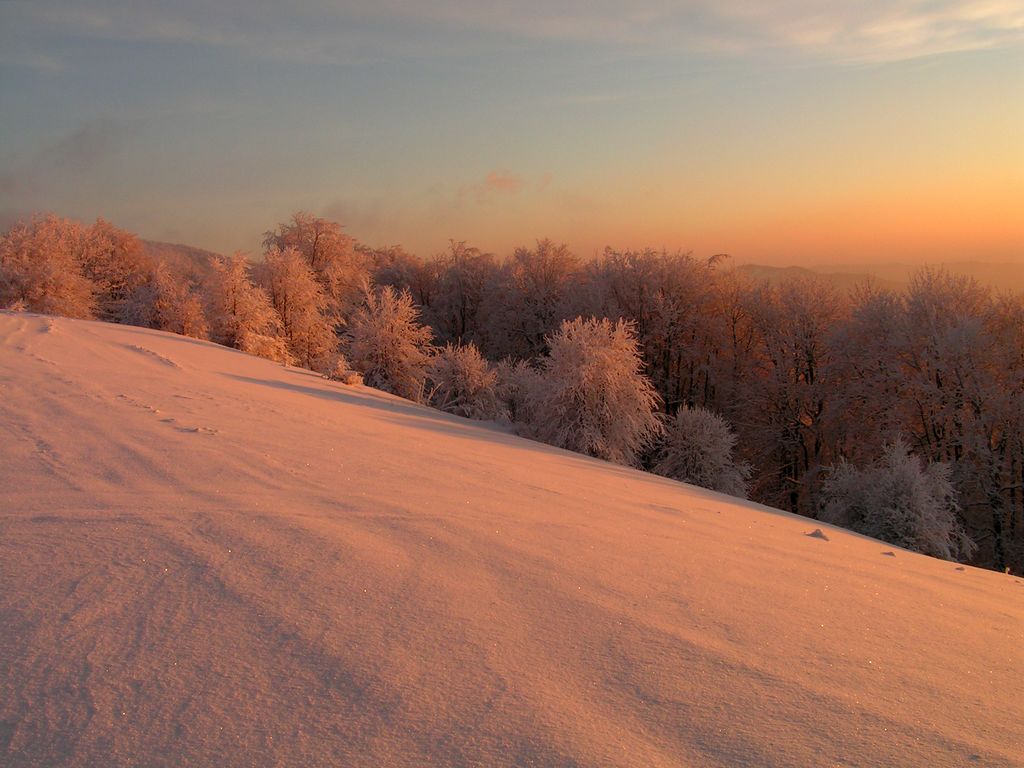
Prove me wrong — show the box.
[1,313,1021,767]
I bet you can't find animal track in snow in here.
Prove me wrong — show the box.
[160,416,217,435]
[125,344,181,369]
[177,426,218,435]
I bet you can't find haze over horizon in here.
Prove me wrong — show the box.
[1,1,1022,264]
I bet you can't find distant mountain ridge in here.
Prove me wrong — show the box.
[737,264,901,293]
[138,237,1022,296]
[739,261,1024,294]
[823,261,1024,294]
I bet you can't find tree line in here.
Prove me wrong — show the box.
[2,211,1021,572]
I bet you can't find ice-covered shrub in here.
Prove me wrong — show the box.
[0,214,96,319]
[258,246,338,372]
[428,342,499,420]
[529,317,661,466]
[205,254,290,364]
[820,440,975,561]
[123,262,209,339]
[653,406,750,497]
[494,358,541,426]
[347,285,433,402]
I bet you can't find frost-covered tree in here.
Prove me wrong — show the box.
[362,244,435,305]
[429,241,497,346]
[582,248,724,413]
[830,282,906,461]
[710,267,760,416]
[494,358,541,426]
[653,406,751,497]
[483,239,580,360]
[263,212,369,322]
[177,293,208,340]
[971,292,1024,572]
[530,317,661,466]
[80,218,152,322]
[820,440,976,562]
[0,214,96,318]
[347,285,434,402]
[833,269,1023,570]
[428,342,499,420]
[258,246,337,372]
[123,262,208,339]
[895,270,990,465]
[205,254,290,363]
[740,277,845,515]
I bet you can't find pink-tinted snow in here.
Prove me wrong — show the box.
[1,313,1021,767]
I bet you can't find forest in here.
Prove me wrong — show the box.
[2,211,1021,573]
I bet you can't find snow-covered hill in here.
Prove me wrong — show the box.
[1,313,1021,767]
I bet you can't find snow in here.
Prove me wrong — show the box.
[1,312,1021,767]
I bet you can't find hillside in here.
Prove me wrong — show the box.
[1,313,1021,767]
[141,240,221,286]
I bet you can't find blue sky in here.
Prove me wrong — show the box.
[2,1,1022,262]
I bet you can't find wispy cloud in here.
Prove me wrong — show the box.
[0,50,65,73]
[350,1,1024,63]
[47,120,124,171]
[453,170,543,207]
[0,118,132,200]
[424,170,546,223]
[476,170,524,196]
[321,199,388,235]
[4,1,1023,65]
[713,1,1024,63]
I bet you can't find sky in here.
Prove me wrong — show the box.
[1,1,1022,264]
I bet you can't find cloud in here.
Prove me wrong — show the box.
[361,1,1024,62]
[419,170,545,227]
[47,120,125,171]
[321,200,388,235]
[478,170,523,196]
[4,1,1023,66]
[453,170,532,206]
[0,173,29,198]
[0,50,65,72]
[0,119,131,205]
[712,1,1024,63]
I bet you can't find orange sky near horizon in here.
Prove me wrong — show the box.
[1,2,1022,265]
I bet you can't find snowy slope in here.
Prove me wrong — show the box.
[1,312,1021,768]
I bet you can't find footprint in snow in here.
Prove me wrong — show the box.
[125,344,181,369]
[805,528,829,541]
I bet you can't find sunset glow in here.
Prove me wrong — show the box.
[1,1,1022,263]
[4,5,1024,765]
